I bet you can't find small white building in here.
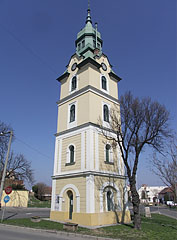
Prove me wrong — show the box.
[138,184,166,204]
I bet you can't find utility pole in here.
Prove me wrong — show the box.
[0,131,13,204]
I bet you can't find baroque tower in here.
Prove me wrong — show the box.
[50,6,130,226]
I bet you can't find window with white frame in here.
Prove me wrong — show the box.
[103,104,109,122]
[101,76,107,91]
[71,76,77,91]
[105,143,113,163]
[104,187,115,212]
[66,144,75,165]
[70,104,75,123]
[68,102,77,129]
[69,145,75,163]
[100,74,109,93]
[107,190,114,211]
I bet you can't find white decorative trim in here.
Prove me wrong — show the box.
[86,175,95,213]
[86,128,94,170]
[58,88,119,107]
[53,170,125,178]
[59,184,80,212]
[81,132,85,170]
[53,139,59,175]
[95,131,99,171]
[51,179,56,211]
[58,139,62,174]
[100,181,122,212]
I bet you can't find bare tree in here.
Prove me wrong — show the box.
[99,91,170,229]
[0,121,34,186]
[151,138,177,202]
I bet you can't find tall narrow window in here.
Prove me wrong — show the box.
[78,43,81,51]
[107,191,113,211]
[106,144,111,162]
[70,105,75,122]
[69,145,74,163]
[103,104,109,122]
[82,40,85,48]
[93,40,96,49]
[71,76,77,91]
[102,76,107,90]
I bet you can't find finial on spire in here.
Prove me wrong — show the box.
[88,0,90,10]
[86,0,92,24]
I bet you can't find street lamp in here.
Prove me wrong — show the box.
[0,131,13,205]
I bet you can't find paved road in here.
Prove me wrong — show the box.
[0,224,94,240]
[150,206,177,220]
[0,207,50,220]
[129,204,177,220]
[0,224,114,240]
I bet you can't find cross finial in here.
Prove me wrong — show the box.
[88,0,90,10]
[86,0,92,24]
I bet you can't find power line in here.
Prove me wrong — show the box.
[15,137,51,160]
[0,23,58,75]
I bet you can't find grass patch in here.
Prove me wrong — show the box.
[1,214,177,240]
[28,196,51,208]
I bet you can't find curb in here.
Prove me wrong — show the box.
[0,223,119,240]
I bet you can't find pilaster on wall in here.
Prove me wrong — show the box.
[86,128,94,170]
[86,175,95,213]
[51,179,56,211]
[53,138,62,175]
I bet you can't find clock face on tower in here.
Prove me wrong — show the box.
[71,63,77,71]
[101,62,107,71]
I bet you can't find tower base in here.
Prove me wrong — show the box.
[50,210,131,226]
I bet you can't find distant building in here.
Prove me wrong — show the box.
[158,187,175,203]
[138,184,166,204]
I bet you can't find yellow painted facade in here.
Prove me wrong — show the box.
[51,7,131,226]
[1,190,29,207]
[50,211,130,226]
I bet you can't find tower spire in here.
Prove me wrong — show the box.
[86,0,92,24]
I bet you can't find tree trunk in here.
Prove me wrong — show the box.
[130,178,141,230]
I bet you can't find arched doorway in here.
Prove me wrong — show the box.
[67,190,73,219]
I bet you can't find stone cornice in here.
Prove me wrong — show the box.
[52,171,127,180]
[57,85,119,106]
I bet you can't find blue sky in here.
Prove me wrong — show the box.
[0,0,176,188]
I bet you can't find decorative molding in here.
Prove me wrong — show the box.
[100,181,122,212]
[58,139,62,174]
[86,175,95,213]
[52,170,126,179]
[57,85,119,106]
[51,179,56,211]
[95,131,99,171]
[57,71,70,82]
[81,131,85,170]
[59,184,80,213]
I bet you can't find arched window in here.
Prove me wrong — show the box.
[105,144,111,162]
[70,105,75,122]
[103,104,109,122]
[107,190,114,211]
[102,76,107,90]
[71,76,77,91]
[69,145,74,163]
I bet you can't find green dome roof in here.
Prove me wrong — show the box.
[75,8,103,58]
